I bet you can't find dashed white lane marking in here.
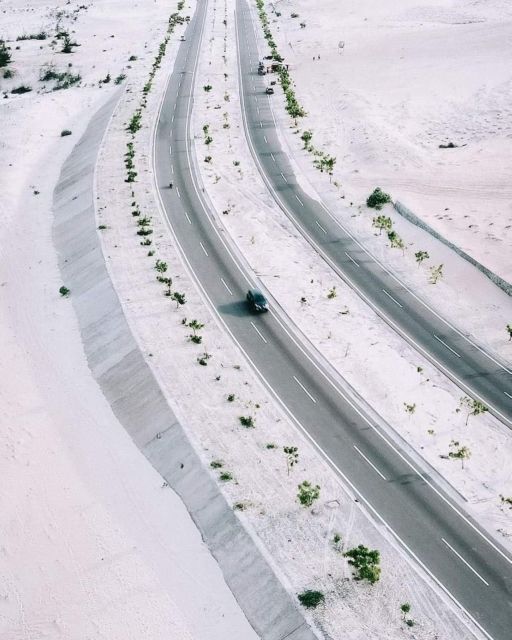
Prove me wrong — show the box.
[263,135,268,143]
[434,334,461,358]
[293,376,317,403]
[254,96,258,102]
[382,288,403,308]
[251,321,268,344]
[171,165,174,174]
[295,194,304,206]
[315,220,327,234]
[173,102,177,110]
[441,538,490,586]
[353,445,387,481]
[172,114,174,122]
[504,391,512,400]
[199,241,209,257]
[169,145,172,155]
[184,211,192,224]
[345,251,359,267]
[280,172,287,183]
[257,107,260,115]
[270,152,276,162]
[221,277,233,295]
[176,187,181,198]
[259,121,263,128]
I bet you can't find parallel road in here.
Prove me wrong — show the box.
[234,0,512,430]
[153,1,512,638]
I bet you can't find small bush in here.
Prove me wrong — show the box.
[239,415,254,428]
[344,544,381,584]
[114,73,126,84]
[210,460,223,469]
[297,480,320,507]
[203,84,212,92]
[189,334,202,344]
[297,590,324,609]
[97,224,107,230]
[219,471,233,481]
[60,129,72,136]
[227,393,235,402]
[0,41,12,68]
[128,54,137,61]
[3,69,14,79]
[366,187,391,210]
[59,286,70,297]
[11,85,32,94]
[266,442,277,449]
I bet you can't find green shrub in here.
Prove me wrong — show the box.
[59,286,70,297]
[239,415,254,428]
[297,590,324,609]
[344,544,381,584]
[366,187,391,210]
[0,41,12,68]
[11,85,32,94]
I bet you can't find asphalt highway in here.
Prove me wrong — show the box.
[153,1,512,637]
[234,0,512,431]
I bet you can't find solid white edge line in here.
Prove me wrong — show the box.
[292,376,317,403]
[442,538,490,587]
[382,288,403,308]
[345,251,359,267]
[434,334,461,359]
[221,277,233,295]
[199,241,209,257]
[353,445,387,481]
[250,321,268,344]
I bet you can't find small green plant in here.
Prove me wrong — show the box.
[60,129,72,136]
[283,446,299,475]
[372,214,392,235]
[301,130,312,148]
[227,393,235,402]
[171,291,186,308]
[404,402,416,415]
[297,480,320,507]
[204,155,212,163]
[366,187,391,210]
[204,135,213,145]
[98,224,107,230]
[507,324,512,341]
[187,319,204,335]
[197,352,211,366]
[297,590,324,609]
[415,250,429,267]
[499,495,512,508]
[233,502,247,511]
[460,396,488,425]
[266,442,277,449]
[155,259,168,273]
[203,84,212,92]
[387,230,404,251]
[219,471,233,481]
[327,286,337,299]
[61,33,78,53]
[127,110,142,134]
[0,40,12,68]
[239,415,254,428]
[448,440,471,469]
[333,533,342,551]
[128,54,137,61]
[3,68,13,78]
[344,545,381,584]
[114,73,126,84]
[210,460,223,469]
[400,603,411,618]
[59,285,70,297]
[11,85,32,94]
[429,264,444,284]
[189,334,202,344]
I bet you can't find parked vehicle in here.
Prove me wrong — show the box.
[246,288,269,312]
[258,67,266,76]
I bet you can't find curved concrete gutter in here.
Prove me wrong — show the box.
[52,94,321,640]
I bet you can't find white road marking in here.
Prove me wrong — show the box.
[382,288,403,308]
[199,241,209,257]
[353,445,387,481]
[173,103,177,110]
[259,121,263,128]
[263,135,268,143]
[251,321,268,344]
[280,172,287,183]
[176,187,181,198]
[221,277,233,295]
[441,539,490,586]
[315,220,327,234]
[254,96,258,102]
[172,114,174,122]
[504,391,512,400]
[184,211,192,224]
[434,335,461,358]
[344,251,359,267]
[270,152,276,162]
[169,145,172,155]
[295,194,304,206]
[293,376,316,403]
[257,107,260,115]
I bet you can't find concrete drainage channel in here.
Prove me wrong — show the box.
[52,94,321,640]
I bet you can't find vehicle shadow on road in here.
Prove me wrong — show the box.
[217,300,251,317]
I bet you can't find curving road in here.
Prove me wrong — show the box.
[154,1,512,638]
[234,0,512,431]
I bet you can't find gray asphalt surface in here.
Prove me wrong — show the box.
[234,1,512,432]
[154,1,512,638]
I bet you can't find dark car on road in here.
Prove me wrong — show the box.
[246,288,269,312]
[265,86,274,95]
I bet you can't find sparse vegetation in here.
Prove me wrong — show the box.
[0,40,12,68]
[415,250,429,266]
[372,214,392,235]
[429,264,444,284]
[448,440,471,469]
[59,286,70,297]
[344,544,381,584]
[210,460,223,469]
[283,446,299,475]
[297,480,320,507]
[239,415,255,428]
[507,324,512,341]
[460,396,488,425]
[297,590,324,609]
[219,471,233,482]
[203,84,212,92]
[366,187,391,210]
